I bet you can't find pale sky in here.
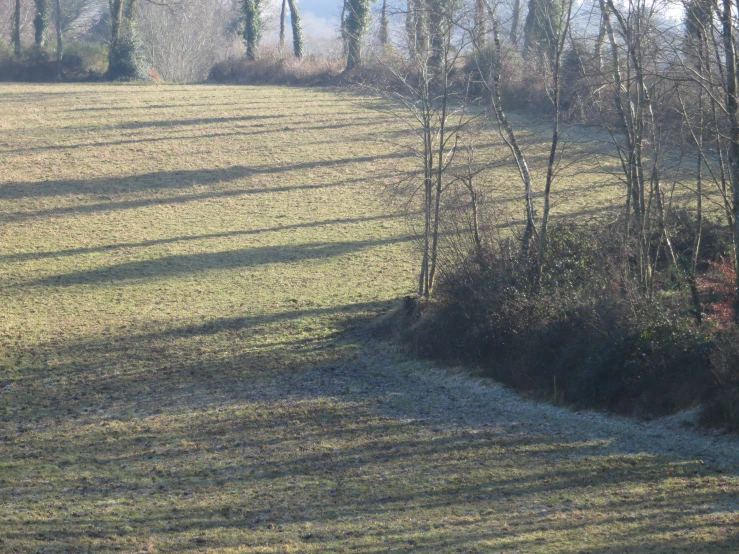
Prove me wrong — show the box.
[263,0,345,49]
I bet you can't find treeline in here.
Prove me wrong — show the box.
[0,0,380,82]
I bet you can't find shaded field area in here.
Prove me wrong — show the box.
[0,83,737,552]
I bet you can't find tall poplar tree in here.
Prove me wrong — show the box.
[34,0,49,47]
[523,0,562,60]
[243,0,261,60]
[345,0,370,70]
[12,0,21,56]
[287,0,303,58]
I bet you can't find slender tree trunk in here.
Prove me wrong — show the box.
[720,0,739,323]
[691,32,711,325]
[420,106,433,297]
[279,0,287,53]
[485,10,536,266]
[692,128,704,324]
[55,0,62,79]
[341,0,349,56]
[13,0,21,57]
[287,0,303,58]
[379,0,389,46]
[34,0,48,47]
[428,60,451,292]
[474,0,487,45]
[536,0,572,288]
[468,181,483,264]
[510,0,520,44]
[109,0,124,72]
[594,11,606,71]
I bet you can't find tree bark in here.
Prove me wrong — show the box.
[34,0,48,47]
[345,0,369,71]
[243,0,260,61]
[719,0,739,323]
[279,0,287,53]
[475,0,487,45]
[13,0,21,57]
[379,0,389,46]
[55,0,62,79]
[287,0,303,58]
[510,0,520,44]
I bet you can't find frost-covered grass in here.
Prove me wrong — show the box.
[0,83,736,552]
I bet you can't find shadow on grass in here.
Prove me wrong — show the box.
[0,172,397,222]
[0,153,409,202]
[0,213,407,263]
[18,235,415,288]
[0,113,382,154]
[111,114,286,130]
[1,297,737,552]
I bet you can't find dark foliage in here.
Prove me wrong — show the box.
[0,43,106,82]
[397,223,739,429]
[106,30,148,81]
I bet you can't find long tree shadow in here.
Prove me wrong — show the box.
[3,342,736,552]
[0,173,394,222]
[0,114,383,154]
[1,296,737,552]
[0,213,407,263]
[17,235,415,288]
[0,153,409,202]
[111,114,287,130]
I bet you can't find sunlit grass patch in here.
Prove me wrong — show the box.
[0,83,737,553]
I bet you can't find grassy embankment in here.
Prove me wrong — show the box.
[0,83,736,552]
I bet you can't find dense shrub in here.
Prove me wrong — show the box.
[702,327,739,431]
[0,42,106,82]
[64,42,108,77]
[397,222,738,428]
[106,31,148,81]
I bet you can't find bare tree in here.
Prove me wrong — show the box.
[590,0,682,296]
[477,0,574,281]
[374,0,478,297]
[138,0,234,81]
[717,0,739,321]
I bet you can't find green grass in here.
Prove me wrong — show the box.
[0,83,737,553]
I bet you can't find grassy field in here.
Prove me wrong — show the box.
[0,83,737,553]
